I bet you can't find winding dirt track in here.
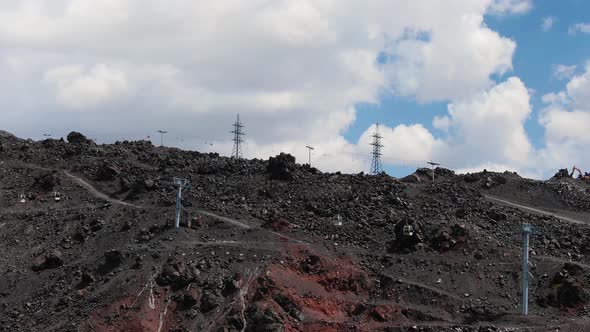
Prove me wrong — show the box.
[64,171,141,208]
[484,194,585,224]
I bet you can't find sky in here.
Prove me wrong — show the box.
[1,0,590,178]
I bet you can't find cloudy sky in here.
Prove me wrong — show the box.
[1,0,590,178]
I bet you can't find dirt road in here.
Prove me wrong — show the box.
[484,194,585,224]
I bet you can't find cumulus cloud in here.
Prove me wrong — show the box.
[357,123,443,165]
[566,62,590,108]
[382,14,515,102]
[44,64,130,109]
[443,77,533,166]
[541,91,569,105]
[552,64,577,81]
[352,77,534,175]
[537,62,590,172]
[488,0,533,15]
[432,116,451,132]
[541,16,556,32]
[569,23,590,35]
[0,0,536,175]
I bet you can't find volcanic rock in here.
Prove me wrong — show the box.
[199,291,221,313]
[104,249,124,267]
[66,131,92,144]
[32,250,64,271]
[267,153,296,181]
[33,172,61,191]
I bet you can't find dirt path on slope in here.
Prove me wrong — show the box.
[64,171,142,209]
[62,171,296,237]
[484,194,586,225]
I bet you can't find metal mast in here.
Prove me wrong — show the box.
[305,145,315,167]
[157,130,167,147]
[370,124,383,175]
[173,178,190,228]
[521,223,532,315]
[231,114,245,158]
[427,161,440,181]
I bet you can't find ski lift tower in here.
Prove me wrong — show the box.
[157,130,168,147]
[173,178,190,228]
[427,161,440,181]
[521,223,532,315]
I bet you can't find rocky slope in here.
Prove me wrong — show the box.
[1,131,590,332]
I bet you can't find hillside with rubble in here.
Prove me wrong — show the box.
[1,130,590,332]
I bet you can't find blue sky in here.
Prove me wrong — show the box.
[342,0,590,176]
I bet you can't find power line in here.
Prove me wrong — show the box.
[370,123,383,175]
[231,114,245,159]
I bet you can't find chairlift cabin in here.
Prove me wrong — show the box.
[403,224,414,236]
[335,214,343,226]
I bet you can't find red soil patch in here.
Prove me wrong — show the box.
[82,284,177,332]
[245,243,411,331]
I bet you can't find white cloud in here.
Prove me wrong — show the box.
[0,1,535,176]
[488,0,533,15]
[433,116,451,132]
[44,64,130,109]
[569,23,590,35]
[358,123,443,165]
[540,108,590,146]
[351,77,534,175]
[383,13,515,102]
[541,91,569,105]
[541,16,556,31]
[552,64,577,80]
[537,62,590,172]
[566,62,590,108]
[444,77,533,166]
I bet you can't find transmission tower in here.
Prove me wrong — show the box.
[231,114,245,158]
[370,123,383,175]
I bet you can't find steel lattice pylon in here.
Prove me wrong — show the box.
[231,114,245,158]
[370,123,383,175]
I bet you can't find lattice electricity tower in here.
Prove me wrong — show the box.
[173,178,190,228]
[370,124,383,175]
[231,114,245,158]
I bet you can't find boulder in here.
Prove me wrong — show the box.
[199,291,221,313]
[157,258,200,290]
[267,153,296,181]
[33,172,61,191]
[66,131,92,144]
[32,250,64,271]
[104,249,124,267]
[95,163,121,181]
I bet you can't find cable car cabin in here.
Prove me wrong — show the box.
[403,225,414,236]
